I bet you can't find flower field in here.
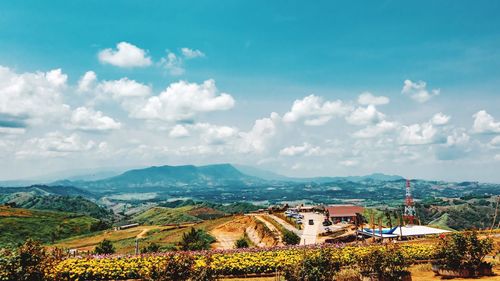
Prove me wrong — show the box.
[50,243,436,280]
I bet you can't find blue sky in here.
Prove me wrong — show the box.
[0,1,499,182]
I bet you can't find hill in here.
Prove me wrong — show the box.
[66,164,262,193]
[0,206,101,247]
[0,184,95,198]
[131,205,226,225]
[0,194,112,220]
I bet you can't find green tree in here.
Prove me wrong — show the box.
[94,239,115,255]
[235,237,249,248]
[142,242,161,253]
[180,228,215,251]
[283,230,300,245]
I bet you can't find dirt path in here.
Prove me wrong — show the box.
[210,216,252,249]
[269,214,302,235]
[254,215,284,246]
[136,226,156,238]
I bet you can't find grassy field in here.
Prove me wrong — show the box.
[0,206,99,247]
[52,215,235,253]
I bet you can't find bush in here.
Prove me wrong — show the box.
[145,253,195,281]
[235,237,249,248]
[0,239,65,281]
[180,228,215,251]
[435,231,494,272]
[284,248,340,281]
[283,230,301,245]
[94,239,115,255]
[358,245,410,280]
[334,267,361,281]
[142,242,161,253]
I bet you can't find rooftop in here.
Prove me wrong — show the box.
[326,205,364,217]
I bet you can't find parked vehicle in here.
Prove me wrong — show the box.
[308,219,314,225]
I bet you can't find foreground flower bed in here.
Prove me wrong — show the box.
[50,244,436,280]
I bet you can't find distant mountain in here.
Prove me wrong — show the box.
[0,184,95,198]
[65,164,263,192]
[233,165,404,183]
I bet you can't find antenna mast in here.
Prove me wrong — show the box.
[403,179,416,225]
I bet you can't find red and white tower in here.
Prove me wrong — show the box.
[403,179,416,225]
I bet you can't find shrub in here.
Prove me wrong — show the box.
[0,239,65,281]
[180,228,215,251]
[283,230,301,245]
[235,237,249,248]
[435,231,493,271]
[145,253,195,281]
[358,245,410,280]
[94,239,115,255]
[334,267,361,281]
[142,242,161,253]
[284,248,340,281]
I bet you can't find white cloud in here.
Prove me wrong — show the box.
[435,129,471,160]
[0,66,70,127]
[132,79,235,122]
[98,78,152,99]
[345,105,385,126]
[68,107,121,131]
[77,71,97,92]
[472,110,500,133]
[16,132,97,158]
[194,123,238,145]
[240,113,280,153]
[399,122,439,145]
[357,92,389,106]
[181,48,205,59]
[0,127,26,135]
[279,142,322,157]
[495,154,500,161]
[352,120,398,138]
[283,95,351,126]
[402,79,440,103]
[340,159,359,167]
[98,42,152,68]
[169,124,190,138]
[489,136,500,147]
[160,52,185,76]
[431,112,451,126]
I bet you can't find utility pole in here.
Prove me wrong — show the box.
[135,238,139,255]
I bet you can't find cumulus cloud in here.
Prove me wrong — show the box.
[399,122,441,145]
[489,136,500,147]
[279,142,322,157]
[357,92,389,106]
[16,132,97,158]
[160,52,185,76]
[340,159,359,167]
[435,129,471,160]
[169,124,190,138]
[98,78,152,99]
[68,107,121,131]
[345,105,385,126]
[431,112,451,126]
[472,110,500,133]
[181,48,205,59]
[352,120,399,138]
[0,66,70,128]
[98,42,152,68]
[0,127,26,135]
[283,95,351,126]
[402,79,440,103]
[240,113,281,153]
[194,123,238,145]
[77,71,97,92]
[132,79,235,122]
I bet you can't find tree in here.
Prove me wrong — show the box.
[283,230,300,245]
[235,237,249,248]
[94,239,115,254]
[142,242,161,253]
[180,228,215,251]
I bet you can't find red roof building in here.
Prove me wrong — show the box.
[325,205,364,223]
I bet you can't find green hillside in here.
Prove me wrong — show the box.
[132,206,203,225]
[0,207,101,247]
[0,194,112,220]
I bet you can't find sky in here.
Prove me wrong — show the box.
[0,0,500,182]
